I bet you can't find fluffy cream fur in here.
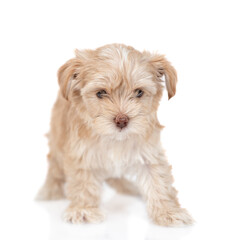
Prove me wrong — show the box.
[37,44,193,226]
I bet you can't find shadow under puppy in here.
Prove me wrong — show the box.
[37,44,193,226]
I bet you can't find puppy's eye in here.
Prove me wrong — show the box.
[96,90,107,99]
[135,89,144,98]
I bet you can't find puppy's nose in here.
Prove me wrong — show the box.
[114,113,129,129]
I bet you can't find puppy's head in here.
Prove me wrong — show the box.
[58,44,177,141]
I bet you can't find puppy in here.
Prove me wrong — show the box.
[37,44,193,226]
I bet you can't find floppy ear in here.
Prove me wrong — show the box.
[148,53,177,99]
[57,58,81,100]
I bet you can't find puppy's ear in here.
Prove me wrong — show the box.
[147,53,177,99]
[57,58,81,100]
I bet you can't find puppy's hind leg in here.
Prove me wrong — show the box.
[36,153,65,200]
[106,178,140,196]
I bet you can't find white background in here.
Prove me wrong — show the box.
[0,0,225,240]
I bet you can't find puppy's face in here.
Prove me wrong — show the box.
[58,44,177,140]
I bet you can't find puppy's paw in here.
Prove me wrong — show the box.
[153,208,194,227]
[63,207,105,224]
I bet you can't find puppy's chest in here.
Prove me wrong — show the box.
[86,140,144,177]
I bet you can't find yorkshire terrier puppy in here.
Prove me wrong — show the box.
[37,44,193,226]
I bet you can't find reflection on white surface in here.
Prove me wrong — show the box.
[35,186,193,240]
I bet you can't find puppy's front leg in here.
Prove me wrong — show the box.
[64,168,104,224]
[137,154,193,226]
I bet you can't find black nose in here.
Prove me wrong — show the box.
[114,114,129,129]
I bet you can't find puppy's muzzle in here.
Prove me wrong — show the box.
[114,113,129,129]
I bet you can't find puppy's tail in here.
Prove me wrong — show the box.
[106,178,140,196]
